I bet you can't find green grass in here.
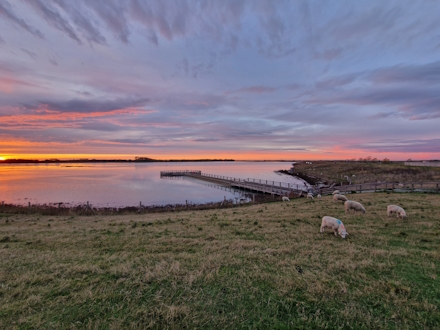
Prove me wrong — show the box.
[0,192,439,329]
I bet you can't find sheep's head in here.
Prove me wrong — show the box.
[400,212,407,219]
[339,231,348,239]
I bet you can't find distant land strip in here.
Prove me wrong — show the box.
[0,157,235,164]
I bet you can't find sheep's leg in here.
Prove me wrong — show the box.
[334,230,338,236]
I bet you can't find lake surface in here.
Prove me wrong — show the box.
[0,162,306,207]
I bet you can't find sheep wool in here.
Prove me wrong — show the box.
[344,200,366,214]
[387,205,407,219]
[320,216,348,239]
[333,194,348,203]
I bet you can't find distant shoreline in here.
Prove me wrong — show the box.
[0,158,236,164]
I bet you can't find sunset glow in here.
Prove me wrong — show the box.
[1,1,440,160]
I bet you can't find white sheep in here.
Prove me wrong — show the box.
[387,205,407,219]
[332,190,340,195]
[344,200,366,214]
[317,194,322,198]
[282,196,290,202]
[320,216,349,239]
[333,194,348,203]
[307,193,314,200]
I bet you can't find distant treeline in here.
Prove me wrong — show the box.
[0,158,235,164]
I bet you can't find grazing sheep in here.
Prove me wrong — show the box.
[320,216,349,239]
[317,194,322,198]
[333,194,348,203]
[282,196,290,202]
[307,193,314,200]
[332,190,340,195]
[387,205,407,219]
[344,200,366,214]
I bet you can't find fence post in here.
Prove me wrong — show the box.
[437,183,439,193]
[412,183,414,191]
[375,184,377,192]
[1,201,3,213]
[28,202,31,213]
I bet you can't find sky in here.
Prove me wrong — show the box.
[1,0,440,161]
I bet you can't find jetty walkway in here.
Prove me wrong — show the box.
[160,170,440,197]
[160,170,307,196]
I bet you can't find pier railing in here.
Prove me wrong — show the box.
[160,170,440,196]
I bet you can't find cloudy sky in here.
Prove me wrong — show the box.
[1,0,440,160]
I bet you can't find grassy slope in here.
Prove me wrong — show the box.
[293,161,440,185]
[0,192,439,329]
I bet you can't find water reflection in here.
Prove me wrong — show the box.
[0,162,303,207]
[163,176,256,203]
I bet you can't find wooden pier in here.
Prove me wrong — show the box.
[160,170,307,196]
[160,170,440,196]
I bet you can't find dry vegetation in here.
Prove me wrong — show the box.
[1,192,439,329]
[294,161,440,185]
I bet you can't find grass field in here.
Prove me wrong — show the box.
[1,192,439,329]
[293,161,440,185]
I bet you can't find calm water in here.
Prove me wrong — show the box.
[0,162,306,207]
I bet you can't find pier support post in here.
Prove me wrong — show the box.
[1,201,3,212]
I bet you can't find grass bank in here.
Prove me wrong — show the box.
[0,192,439,329]
[293,161,440,185]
